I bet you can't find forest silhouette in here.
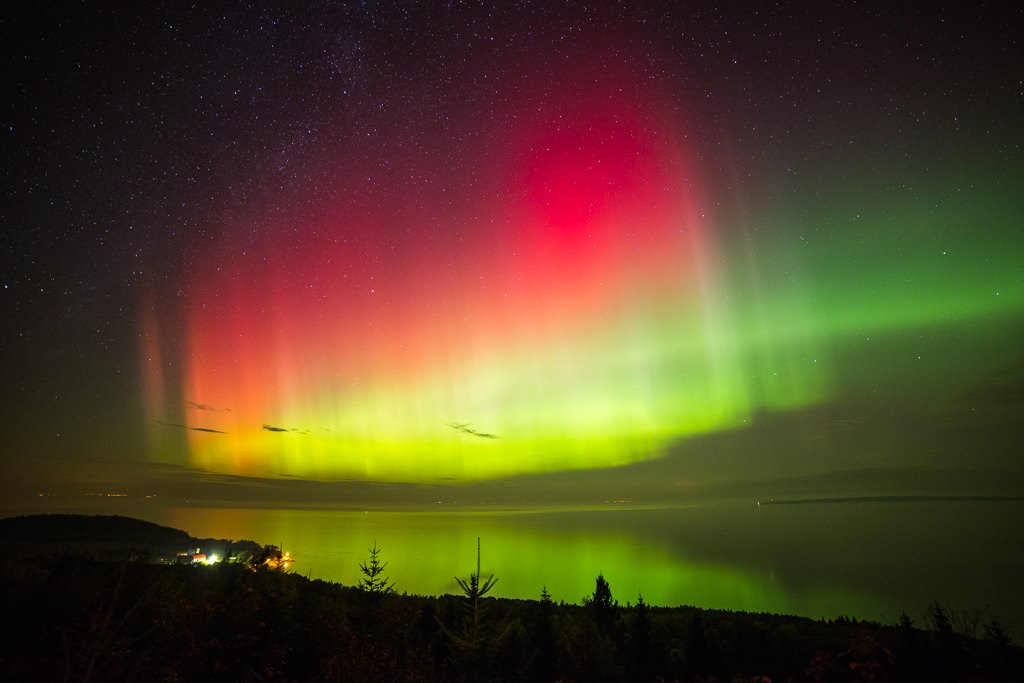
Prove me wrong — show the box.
[0,514,1020,681]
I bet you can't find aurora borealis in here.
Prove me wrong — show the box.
[2,2,1022,503]
[3,0,1024,641]
[147,58,838,482]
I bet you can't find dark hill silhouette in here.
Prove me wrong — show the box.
[0,514,191,547]
[0,514,259,560]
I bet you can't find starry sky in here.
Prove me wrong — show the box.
[2,2,1022,508]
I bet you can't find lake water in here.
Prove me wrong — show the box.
[144,500,1022,638]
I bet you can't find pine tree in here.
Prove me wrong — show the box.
[453,537,498,649]
[635,593,650,640]
[632,593,652,680]
[532,586,557,681]
[358,540,394,593]
[898,610,919,651]
[928,601,952,635]
[984,617,1012,647]
[585,573,618,636]
[439,538,499,679]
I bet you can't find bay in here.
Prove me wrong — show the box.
[143,499,1024,640]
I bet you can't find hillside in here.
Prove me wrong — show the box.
[0,513,260,562]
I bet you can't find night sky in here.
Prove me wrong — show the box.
[2,2,1022,508]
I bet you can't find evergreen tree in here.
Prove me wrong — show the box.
[358,540,394,593]
[440,538,498,679]
[898,610,919,652]
[531,586,557,681]
[453,538,497,648]
[632,593,652,680]
[928,601,964,680]
[928,601,952,635]
[895,610,926,679]
[984,617,1012,647]
[584,573,618,636]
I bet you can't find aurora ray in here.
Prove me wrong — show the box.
[137,57,838,482]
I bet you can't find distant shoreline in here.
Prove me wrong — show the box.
[758,494,1024,505]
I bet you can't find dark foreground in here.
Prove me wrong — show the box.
[0,515,1020,681]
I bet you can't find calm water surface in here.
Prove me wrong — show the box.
[149,501,1023,637]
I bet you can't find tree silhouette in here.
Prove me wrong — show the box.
[249,544,289,570]
[584,573,618,636]
[453,538,497,648]
[928,601,953,635]
[984,617,1012,647]
[928,600,966,679]
[631,593,653,680]
[531,586,557,681]
[358,540,394,593]
[439,538,499,679]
